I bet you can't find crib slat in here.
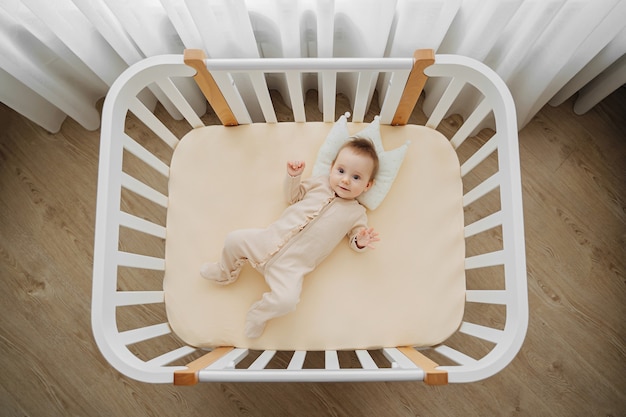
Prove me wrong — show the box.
[426,77,464,129]
[115,290,164,306]
[248,71,277,123]
[462,172,500,207]
[117,251,165,270]
[146,345,197,368]
[118,211,166,239]
[121,173,168,208]
[465,250,505,270]
[325,350,340,370]
[464,210,502,238]
[155,77,204,128]
[287,351,306,370]
[122,134,170,178]
[355,350,378,370]
[210,71,253,124]
[321,71,337,122]
[285,71,305,122]
[145,87,182,121]
[433,345,479,366]
[379,70,411,124]
[465,290,508,305]
[118,322,171,346]
[383,348,419,369]
[460,133,499,177]
[249,350,276,370]
[206,348,249,370]
[450,99,492,149]
[459,322,504,344]
[128,98,179,149]
[352,71,376,123]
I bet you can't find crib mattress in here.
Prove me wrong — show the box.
[164,122,465,351]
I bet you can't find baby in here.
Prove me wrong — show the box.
[200,137,380,338]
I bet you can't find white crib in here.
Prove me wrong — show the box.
[92,49,527,385]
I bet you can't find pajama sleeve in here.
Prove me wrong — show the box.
[284,174,312,204]
[348,207,369,253]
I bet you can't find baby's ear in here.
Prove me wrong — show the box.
[365,179,375,191]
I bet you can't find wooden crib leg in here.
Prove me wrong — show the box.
[398,346,448,385]
[392,49,435,126]
[174,346,234,385]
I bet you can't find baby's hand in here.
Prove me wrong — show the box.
[356,227,380,249]
[287,160,306,177]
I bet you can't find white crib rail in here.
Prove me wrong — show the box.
[92,51,527,384]
[207,57,413,124]
[92,56,192,383]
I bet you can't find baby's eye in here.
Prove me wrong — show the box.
[338,168,344,174]
[353,175,360,180]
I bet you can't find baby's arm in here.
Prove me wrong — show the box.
[349,211,379,251]
[284,160,307,204]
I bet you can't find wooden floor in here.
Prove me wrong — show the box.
[0,86,624,416]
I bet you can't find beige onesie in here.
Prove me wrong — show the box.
[202,174,370,338]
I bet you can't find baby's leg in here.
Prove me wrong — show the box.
[244,261,303,338]
[201,229,266,284]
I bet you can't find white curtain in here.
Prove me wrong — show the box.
[0,0,624,133]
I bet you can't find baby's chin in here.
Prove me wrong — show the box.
[333,188,359,200]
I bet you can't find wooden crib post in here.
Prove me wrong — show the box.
[391,49,435,126]
[183,49,238,126]
[174,346,234,385]
[398,346,448,385]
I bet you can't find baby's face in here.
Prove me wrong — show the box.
[329,148,374,200]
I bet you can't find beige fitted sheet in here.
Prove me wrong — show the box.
[164,122,465,351]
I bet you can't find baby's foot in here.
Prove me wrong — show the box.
[199,262,232,285]
[244,319,266,339]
